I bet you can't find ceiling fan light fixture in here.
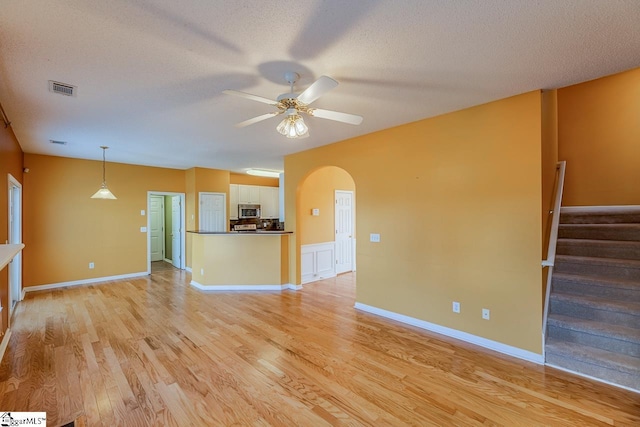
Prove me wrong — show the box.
[294,116,308,135]
[277,114,308,139]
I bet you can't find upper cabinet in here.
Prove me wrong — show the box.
[229,184,239,220]
[230,184,280,219]
[279,173,285,222]
[259,186,279,219]
[238,185,261,204]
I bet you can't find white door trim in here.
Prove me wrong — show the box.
[7,173,22,325]
[147,191,186,273]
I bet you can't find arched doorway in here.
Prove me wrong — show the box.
[296,166,356,284]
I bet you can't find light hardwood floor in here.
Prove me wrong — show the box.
[1,263,638,426]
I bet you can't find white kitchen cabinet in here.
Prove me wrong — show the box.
[231,184,279,219]
[229,184,239,220]
[238,185,260,204]
[278,173,285,222]
[259,186,279,219]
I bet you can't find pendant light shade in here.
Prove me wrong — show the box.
[91,146,117,199]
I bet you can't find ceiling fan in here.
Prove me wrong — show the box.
[223,71,363,138]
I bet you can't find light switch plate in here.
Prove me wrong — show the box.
[370,233,381,243]
[141,209,145,216]
[312,208,320,216]
[140,226,147,232]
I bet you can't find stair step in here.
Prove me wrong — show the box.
[545,338,640,392]
[549,292,640,328]
[552,272,640,301]
[547,314,640,357]
[553,255,640,281]
[560,206,640,224]
[556,238,640,260]
[558,223,640,241]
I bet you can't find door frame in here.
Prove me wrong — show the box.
[7,173,22,324]
[198,192,227,232]
[147,191,186,273]
[335,189,355,274]
[170,195,181,268]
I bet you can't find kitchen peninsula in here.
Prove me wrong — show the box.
[189,231,294,290]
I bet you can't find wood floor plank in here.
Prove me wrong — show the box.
[0,263,638,426]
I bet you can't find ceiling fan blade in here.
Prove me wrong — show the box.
[296,75,338,105]
[223,89,278,106]
[235,112,281,128]
[309,108,363,125]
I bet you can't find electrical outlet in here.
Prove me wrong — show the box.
[482,308,490,320]
[452,301,460,313]
[200,268,204,275]
[370,233,381,243]
[89,262,95,269]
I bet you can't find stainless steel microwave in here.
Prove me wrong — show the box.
[239,204,261,219]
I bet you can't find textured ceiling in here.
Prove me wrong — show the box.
[1,0,640,172]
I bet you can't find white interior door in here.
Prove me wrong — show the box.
[199,192,226,232]
[171,196,181,268]
[8,175,22,320]
[150,195,164,262]
[335,190,354,274]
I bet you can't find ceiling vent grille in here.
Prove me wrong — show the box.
[48,80,76,97]
[49,139,68,145]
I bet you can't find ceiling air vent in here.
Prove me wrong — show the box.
[48,80,76,97]
[49,139,67,145]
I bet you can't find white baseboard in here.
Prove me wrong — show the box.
[185,266,193,273]
[0,329,12,363]
[163,258,173,263]
[24,272,149,293]
[354,302,544,364]
[190,280,300,291]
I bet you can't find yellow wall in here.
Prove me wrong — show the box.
[0,125,23,333]
[558,67,640,205]
[285,91,544,353]
[541,90,559,308]
[23,154,185,287]
[185,167,230,267]
[299,166,355,245]
[230,172,279,187]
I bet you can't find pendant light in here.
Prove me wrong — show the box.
[91,146,117,199]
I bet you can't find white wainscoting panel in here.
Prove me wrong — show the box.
[301,242,336,284]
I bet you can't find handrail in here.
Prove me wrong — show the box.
[541,161,566,348]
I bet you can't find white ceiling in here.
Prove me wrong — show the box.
[1,0,640,173]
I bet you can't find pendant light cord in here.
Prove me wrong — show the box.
[100,146,108,184]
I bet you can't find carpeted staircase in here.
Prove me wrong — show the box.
[545,206,640,392]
